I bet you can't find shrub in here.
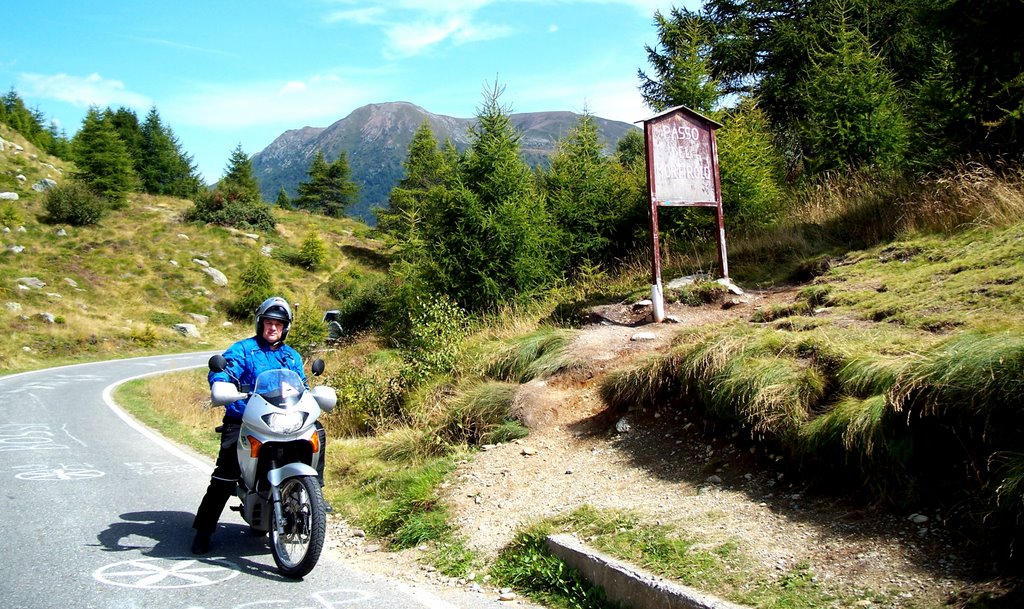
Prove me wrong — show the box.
[0,201,22,227]
[399,293,468,382]
[183,185,276,232]
[295,230,328,271]
[42,181,107,226]
[287,302,328,358]
[228,253,275,320]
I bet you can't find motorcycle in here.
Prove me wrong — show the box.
[208,354,337,578]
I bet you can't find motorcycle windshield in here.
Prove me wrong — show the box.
[252,369,305,408]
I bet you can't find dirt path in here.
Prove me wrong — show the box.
[326,288,1009,608]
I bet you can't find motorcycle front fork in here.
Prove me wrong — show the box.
[269,460,286,536]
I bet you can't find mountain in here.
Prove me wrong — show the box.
[250,101,639,224]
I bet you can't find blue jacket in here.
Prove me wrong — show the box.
[209,336,306,421]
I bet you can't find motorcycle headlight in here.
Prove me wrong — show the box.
[262,411,307,434]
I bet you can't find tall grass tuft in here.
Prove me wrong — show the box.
[710,355,824,440]
[599,355,677,411]
[437,381,524,446]
[481,328,580,382]
[907,161,1024,232]
[801,394,890,457]
[992,452,1024,523]
[890,330,1024,417]
[836,353,908,398]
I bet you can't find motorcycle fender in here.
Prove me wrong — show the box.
[267,462,318,487]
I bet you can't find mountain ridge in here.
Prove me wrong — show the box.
[251,101,638,224]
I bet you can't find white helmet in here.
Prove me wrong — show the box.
[255,297,292,342]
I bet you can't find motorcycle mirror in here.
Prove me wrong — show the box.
[311,359,325,376]
[209,354,227,372]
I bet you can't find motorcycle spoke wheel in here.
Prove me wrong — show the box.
[270,476,326,578]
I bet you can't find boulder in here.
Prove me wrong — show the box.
[172,323,201,338]
[203,267,228,287]
[32,178,57,192]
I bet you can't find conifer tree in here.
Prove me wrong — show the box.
[797,4,909,173]
[416,83,554,311]
[294,149,359,217]
[274,186,293,210]
[1,88,70,157]
[296,230,328,271]
[231,252,275,319]
[106,107,144,170]
[221,144,262,200]
[183,144,274,232]
[71,106,138,206]
[377,121,447,244]
[639,13,721,113]
[544,113,626,272]
[139,107,202,197]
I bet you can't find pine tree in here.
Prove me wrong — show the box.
[377,121,447,243]
[71,106,138,206]
[183,144,274,232]
[797,3,909,173]
[274,186,293,210]
[294,149,359,217]
[416,83,554,311]
[296,230,328,271]
[221,144,262,201]
[638,11,722,113]
[139,107,202,197]
[544,113,627,272]
[106,107,144,171]
[1,88,70,158]
[231,253,275,319]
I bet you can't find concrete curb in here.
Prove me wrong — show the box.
[546,534,750,609]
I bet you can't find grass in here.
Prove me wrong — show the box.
[113,369,221,456]
[0,124,383,374]
[491,506,885,609]
[35,122,1024,609]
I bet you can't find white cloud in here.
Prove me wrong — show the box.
[516,75,651,125]
[17,72,152,110]
[164,75,380,130]
[382,15,512,57]
[280,81,308,94]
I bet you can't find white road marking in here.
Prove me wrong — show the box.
[101,361,217,475]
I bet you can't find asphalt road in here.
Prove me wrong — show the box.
[0,352,524,609]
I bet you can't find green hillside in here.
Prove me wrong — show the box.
[0,123,384,372]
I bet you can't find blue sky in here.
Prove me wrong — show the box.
[2,0,693,183]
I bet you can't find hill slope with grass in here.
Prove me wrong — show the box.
[0,123,386,372]
[6,116,1024,607]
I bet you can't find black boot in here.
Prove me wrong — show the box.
[191,530,212,555]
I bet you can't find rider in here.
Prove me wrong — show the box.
[191,296,326,555]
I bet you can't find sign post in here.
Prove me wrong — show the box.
[640,105,727,322]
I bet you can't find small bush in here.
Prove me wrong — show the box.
[128,325,159,348]
[401,293,468,382]
[228,254,275,320]
[183,186,276,232]
[287,303,328,358]
[324,359,408,433]
[0,201,22,227]
[43,181,107,226]
[295,230,328,271]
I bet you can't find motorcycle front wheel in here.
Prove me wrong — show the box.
[270,476,326,578]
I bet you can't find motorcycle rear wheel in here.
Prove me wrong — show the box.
[270,476,326,578]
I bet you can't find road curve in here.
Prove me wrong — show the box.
[0,352,519,609]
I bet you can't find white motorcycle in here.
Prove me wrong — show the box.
[208,354,337,578]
